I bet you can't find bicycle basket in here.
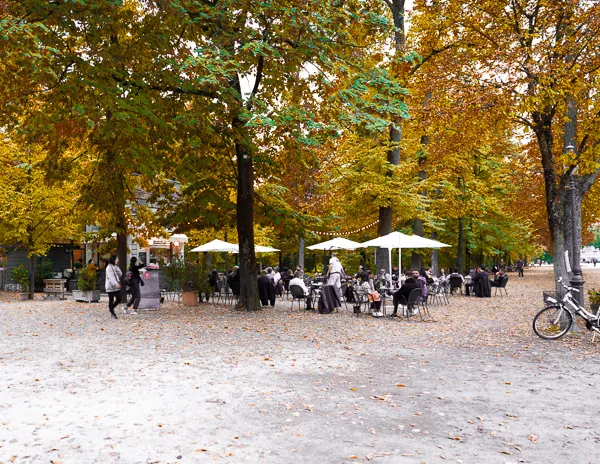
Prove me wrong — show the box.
[542,290,563,305]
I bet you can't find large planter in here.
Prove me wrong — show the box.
[73,290,101,303]
[591,303,600,316]
[182,291,199,307]
[19,293,29,301]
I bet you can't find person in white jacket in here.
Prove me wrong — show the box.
[105,255,123,319]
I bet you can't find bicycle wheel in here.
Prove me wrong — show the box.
[533,305,572,340]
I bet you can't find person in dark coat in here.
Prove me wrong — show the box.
[473,267,491,297]
[208,270,219,292]
[227,266,240,284]
[389,271,421,317]
[257,270,276,306]
[125,256,145,314]
[491,269,506,287]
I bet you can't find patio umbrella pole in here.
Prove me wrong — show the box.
[399,249,402,274]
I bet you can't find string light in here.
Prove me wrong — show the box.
[307,219,379,237]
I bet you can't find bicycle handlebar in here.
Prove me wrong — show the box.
[557,277,579,293]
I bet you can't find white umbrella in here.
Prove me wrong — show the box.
[255,245,280,253]
[361,231,451,274]
[307,237,363,272]
[307,237,363,251]
[189,239,239,253]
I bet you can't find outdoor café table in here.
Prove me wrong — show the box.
[317,284,341,314]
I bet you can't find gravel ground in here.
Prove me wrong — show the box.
[1,266,599,464]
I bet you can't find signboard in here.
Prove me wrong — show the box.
[138,269,161,309]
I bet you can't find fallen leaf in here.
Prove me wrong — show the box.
[528,434,538,444]
[396,384,405,388]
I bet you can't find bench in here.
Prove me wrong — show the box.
[43,279,67,300]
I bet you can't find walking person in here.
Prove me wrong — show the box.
[105,255,122,319]
[125,256,145,315]
[517,258,524,279]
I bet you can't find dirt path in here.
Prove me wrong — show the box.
[0,267,598,463]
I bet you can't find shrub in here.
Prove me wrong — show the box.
[77,265,97,292]
[10,264,30,292]
[588,288,600,305]
[34,259,54,288]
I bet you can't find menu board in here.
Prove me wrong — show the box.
[139,269,161,309]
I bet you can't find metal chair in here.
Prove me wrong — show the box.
[448,276,463,295]
[352,288,370,316]
[289,284,307,310]
[212,280,226,304]
[402,288,422,321]
[494,276,509,297]
[438,280,450,304]
[339,282,350,311]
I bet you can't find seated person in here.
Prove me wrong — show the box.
[375,269,391,291]
[356,272,382,317]
[354,265,364,279]
[417,270,429,301]
[424,268,435,285]
[491,269,506,287]
[208,270,219,293]
[281,269,293,290]
[448,268,465,293]
[257,270,276,306]
[289,271,313,310]
[472,267,491,297]
[390,271,421,317]
[227,266,240,284]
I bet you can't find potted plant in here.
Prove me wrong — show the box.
[73,265,101,302]
[10,264,30,300]
[181,260,203,306]
[588,288,600,315]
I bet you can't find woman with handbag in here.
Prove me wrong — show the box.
[105,255,123,319]
[357,272,383,317]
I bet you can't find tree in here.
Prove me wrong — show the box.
[150,1,409,309]
[0,139,80,299]
[1,0,184,290]
[414,0,600,285]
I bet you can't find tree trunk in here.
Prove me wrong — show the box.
[431,231,439,275]
[376,207,393,273]
[532,114,570,290]
[29,254,35,300]
[298,236,305,269]
[377,0,406,273]
[457,217,464,274]
[235,140,259,311]
[112,203,128,302]
[411,217,424,271]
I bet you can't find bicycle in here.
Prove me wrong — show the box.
[533,277,600,340]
